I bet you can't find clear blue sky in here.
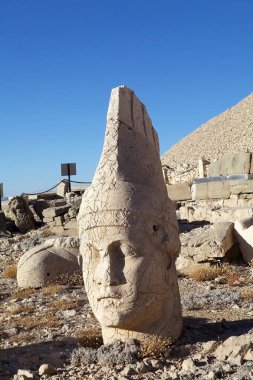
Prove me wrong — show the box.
[0,0,252,196]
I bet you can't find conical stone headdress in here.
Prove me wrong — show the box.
[79,86,179,252]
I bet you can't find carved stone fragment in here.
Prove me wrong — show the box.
[78,86,182,344]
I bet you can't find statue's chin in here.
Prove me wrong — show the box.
[95,307,135,329]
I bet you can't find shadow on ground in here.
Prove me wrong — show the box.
[0,338,78,379]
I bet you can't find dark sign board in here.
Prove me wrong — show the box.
[61,163,76,176]
[0,183,3,197]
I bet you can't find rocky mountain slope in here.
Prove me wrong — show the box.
[162,93,253,169]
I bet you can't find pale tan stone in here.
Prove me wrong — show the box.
[42,205,70,218]
[166,183,191,201]
[78,86,182,344]
[64,220,78,229]
[178,222,238,269]
[230,179,253,195]
[234,217,253,263]
[17,237,80,288]
[208,181,230,199]
[208,152,252,177]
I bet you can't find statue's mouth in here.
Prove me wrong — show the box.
[97,295,122,301]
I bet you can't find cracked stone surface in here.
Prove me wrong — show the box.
[78,86,182,344]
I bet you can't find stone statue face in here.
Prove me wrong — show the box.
[81,223,173,330]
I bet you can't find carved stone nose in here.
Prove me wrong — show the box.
[96,252,120,286]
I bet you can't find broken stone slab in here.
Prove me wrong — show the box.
[166,183,191,201]
[42,205,70,218]
[234,217,253,264]
[17,237,80,288]
[214,332,253,365]
[177,222,239,269]
[4,196,36,233]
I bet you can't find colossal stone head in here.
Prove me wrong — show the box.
[78,86,182,344]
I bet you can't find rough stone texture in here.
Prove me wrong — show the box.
[42,205,70,218]
[208,152,252,177]
[230,179,253,195]
[4,196,36,233]
[17,237,80,288]
[162,92,253,170]
[178,199,253,224]
[177,223,238,269]
[57,180,69,197]
[166,183,191,201]
[214,332,253,365]
[192,181,230,201]
[78,86,182,344]
[234,217,253,264]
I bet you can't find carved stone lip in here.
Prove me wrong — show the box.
[97,295,122,301]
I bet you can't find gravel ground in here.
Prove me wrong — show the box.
[1,229,253,379]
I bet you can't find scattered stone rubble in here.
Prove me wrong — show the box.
[1,190,83,238]
[1,228,253,379]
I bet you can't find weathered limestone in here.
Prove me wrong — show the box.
[177,223,238,269]
[234,217,253,263]
[4,196,36,233]
[230,179,253,195]
[208,152,252,177]
[166,183,191,201]
[17,237,80,288]
[78,86,182,344]
[191,181,230,201]
[198,158,210,178]
[42,205,70,218]
[57,180,69,197]
[214,332,253,365]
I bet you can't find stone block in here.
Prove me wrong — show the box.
[177,222,237,269]
[208,181,230,199]
[54,215,64,226]
[192,181,230,200]
[42,205,70,218]
[43,216,54,223]
[166,183,191,201]
[235,217,253,264]
[57,181,69,197]
[208,152,252,177]
[47,221,56,226]
[191,183,208,200]
[64,220,77,229]
[230,179,253,195]
[49,226,65,234]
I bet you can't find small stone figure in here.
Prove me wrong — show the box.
[78,86,182,344]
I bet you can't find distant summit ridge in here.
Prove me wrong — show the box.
[162,93,253,169]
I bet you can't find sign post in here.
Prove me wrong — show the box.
[0,183,3,211]
[61,163,76,192]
